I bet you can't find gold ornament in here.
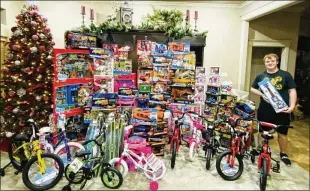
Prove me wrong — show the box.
[31,61,36,66]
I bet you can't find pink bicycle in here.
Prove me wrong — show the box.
[186,112,207,161]
[109,125,166,190]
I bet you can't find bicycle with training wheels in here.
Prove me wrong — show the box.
[0,119,64,191]
[63,133,123,191]
[254,120,293,191]
[216,117,255,181]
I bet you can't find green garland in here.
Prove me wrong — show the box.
[65,8,207,41]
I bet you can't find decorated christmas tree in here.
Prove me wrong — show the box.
[1,4,55,131]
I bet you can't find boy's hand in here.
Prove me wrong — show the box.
[282,106,294,113]
[261,95,270,103]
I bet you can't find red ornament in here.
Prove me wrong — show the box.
[6,106,13,112]
[39,46,46,52]
[68,33,73,39]
[19,121,25,126]
[32,34,39,41]
[51,41,55,46]
[45,27,50,33]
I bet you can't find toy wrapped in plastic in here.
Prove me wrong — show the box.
[235,99,256,119]
[258,78,288,113]
[151,42,167,56]
[168,42,190,55]
[137,40,152,56]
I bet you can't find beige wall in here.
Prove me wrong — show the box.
[1,1,242,86]
[249,10,301,77]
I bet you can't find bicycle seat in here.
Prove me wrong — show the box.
[13,133,30,142]
[75,150,92,157]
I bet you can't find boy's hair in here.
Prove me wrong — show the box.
[263,53,279,62]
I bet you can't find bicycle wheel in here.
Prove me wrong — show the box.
[22,153,64,191]
[8,139,27,171]
[101,167,123,189]
[64,164,85,184]
[260,158,267,191]
[171,140,177,169]
[189,142,198,162]
[109,158,128,177]
[205,148,212,170]
[54,142,85,167]
[216,150,244,181]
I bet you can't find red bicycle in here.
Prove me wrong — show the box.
[216,117,255,181]
[256,121,293,191]
[165,109,187,169]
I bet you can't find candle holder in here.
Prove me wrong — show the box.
[81,13,85,27]
[194,17,198,32]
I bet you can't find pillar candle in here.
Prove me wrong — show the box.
[90,8,94,20]
[81,6,85,15]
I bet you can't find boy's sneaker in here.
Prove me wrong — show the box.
[280,153,291,166]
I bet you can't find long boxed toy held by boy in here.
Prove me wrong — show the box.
[258,78,288,113]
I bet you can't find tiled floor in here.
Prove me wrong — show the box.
[1,118,309,190]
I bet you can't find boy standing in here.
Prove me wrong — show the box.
[251,53,297,166]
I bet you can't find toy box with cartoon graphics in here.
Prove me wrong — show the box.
[77,83,93,107]
[171,87,195,103]
[170,55,184,69]
[92,57,114,77]
[204,104,218,121]
[195,67,207,85]
[205,94,220,105]
[151,42,168,56]
[55,84,83,113]
[258,78,288,113]
[138,55,153,68]
[194,85,205,104]
[65,32,97,49]
[102,44,119,56]
[131,108,158,125]
[138,84,152,93]
[89,47,112,58]
[153,82,169,94]
[153,56,171,65]
[114,73,136,92]
[186,104,201,114]
[65,114,88,141]
[168,103,186,113]
[92,93,117,109]
[148,93,171,109]
[153,64,170,82]
[138,69,153,84]
[114,59,132,75]
[221,81,233,95]
[234,99,256,119]
[173,69,195,84]
[54,49,92,82]
[93,76,114,94]
[118,87,138,97]
[137,40,152,55]
[219,94,236,108]
[168,42,190,55]
[183,52,196,70]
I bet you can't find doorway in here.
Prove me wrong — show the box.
[248,47,282,106]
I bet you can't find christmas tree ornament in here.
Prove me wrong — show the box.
[36,74,42,81]
[30,46,38,53]
[45,27,50,33]
[36,95,42,101]
[47,55,52,59]
[17,88,26,97]
[43,17,48,22]
[13,107,19,114]
[22,8,27,14]
[39,46,46,51]
[51,41,55,45]
[8,90,16,97]
[6,106,13,112]
[6,53,13,59]
[31,61,36,66]
[30,21,37,26]
[14,60,21,65]
[12,45,21,50]
[13,29,23,36]
[32,34,39,41]
[39,33,45,38]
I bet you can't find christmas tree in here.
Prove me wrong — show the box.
[1,4,55,131]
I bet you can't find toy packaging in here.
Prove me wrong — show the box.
[119,46,130,60]
[171,87,195,103]
[185,104,201,114]
[138,69,153,84]
[114,73,136,92]
[137,40,152,55]
[77,83,93,107]
[92,93,117,109]
[138,55,153,68]
[171,55,184,69]
[168,103,186,113]
[153,82,169,94]
[173,69,195,85]
[89,47,112,58]
[153,56,170,65]
[208,74,220,85]
[258,78,288,113]
[114,59,132,75]
[151,42,168,56]
[138,84,152,93]
[183,52,196,70]
[55,53,92,81]
[221,81,233,95]
[66,32,97,49]
[131,108,159,125]
[168,42,190,55]
[235,99,256,119]
[153,64,170,82]
[92,57,114,76]
[194,67,207,104]
[102,44,119,56]
[93,76,114,94]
